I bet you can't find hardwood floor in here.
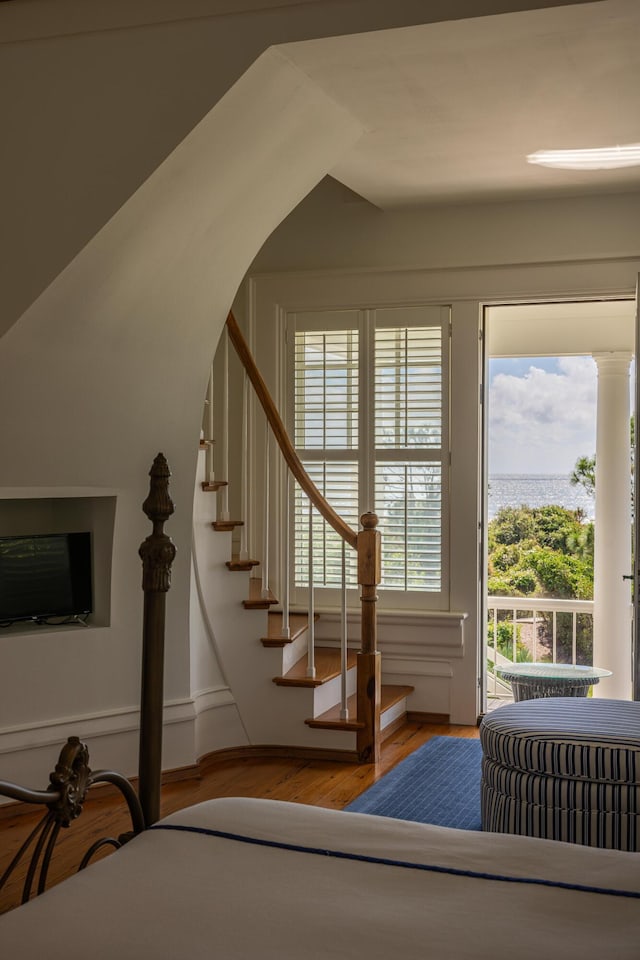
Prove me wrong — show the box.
[0,720,478,915]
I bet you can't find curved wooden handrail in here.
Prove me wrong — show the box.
[226,312,358,550]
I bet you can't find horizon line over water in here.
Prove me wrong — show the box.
[488,474,595,521]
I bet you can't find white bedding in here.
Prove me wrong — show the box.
[1,797,639,958]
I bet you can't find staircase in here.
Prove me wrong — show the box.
[193,444,414,759]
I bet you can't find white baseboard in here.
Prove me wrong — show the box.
[0,686,244,796]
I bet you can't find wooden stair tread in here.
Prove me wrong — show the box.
[305,693,364,730]
[243,579,278,609]
[226,557,260,571]
[305,684,414,731]
[261,611,319,647]
[274,647,357,688]
[202,480,228,491]
[212,519,244,531]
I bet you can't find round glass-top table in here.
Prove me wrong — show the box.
[496,662,612,701]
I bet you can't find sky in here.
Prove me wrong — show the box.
[488,356,598,475]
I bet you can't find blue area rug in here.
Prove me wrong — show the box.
[345,736,483,830]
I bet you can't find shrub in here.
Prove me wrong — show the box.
[486,621,531,663]
[487,504,594,665]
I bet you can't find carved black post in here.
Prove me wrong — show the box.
[138,453,176,826]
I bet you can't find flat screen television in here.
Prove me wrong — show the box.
[0,532,92,624]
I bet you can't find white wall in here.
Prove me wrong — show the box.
[0,0,573,339]
[0,47,363,785]
[250,176,640,274]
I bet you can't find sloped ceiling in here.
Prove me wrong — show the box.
[279,0,640,208]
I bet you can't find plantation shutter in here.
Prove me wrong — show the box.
[290,305,449,606]
[293,313,360,587]
[373,307,449,595]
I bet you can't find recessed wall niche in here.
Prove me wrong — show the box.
[0,494,117,631]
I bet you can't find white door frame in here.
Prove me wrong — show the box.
[633,275,640,701]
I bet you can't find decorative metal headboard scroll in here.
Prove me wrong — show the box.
[0,736,144,906]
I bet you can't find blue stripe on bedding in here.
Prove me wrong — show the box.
[149,822,640,900]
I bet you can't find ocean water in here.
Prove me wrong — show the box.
[488,474,595,521]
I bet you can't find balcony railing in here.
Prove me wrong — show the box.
[486,595,594,700]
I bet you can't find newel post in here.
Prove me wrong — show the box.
[138,453,176,826]
[356,512,382,763]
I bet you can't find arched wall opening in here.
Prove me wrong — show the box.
[0,48,364,784]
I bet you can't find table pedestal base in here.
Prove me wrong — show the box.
[510,679,594,701]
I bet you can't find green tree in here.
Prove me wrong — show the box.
[488,504,594,598]
[527,548,593,599]
[570,455,595,496]
[569,414,634,499]
[489,506,536,548]
[487,504,594,664]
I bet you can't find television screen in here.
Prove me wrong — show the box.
[0,532,92,623]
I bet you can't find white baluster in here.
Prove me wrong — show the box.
[262,429,270,599]
[340,539,348,720]
[492,607,498,696]
[220,329,230,521]
[206,362,215,484]
[552,611,557,662]
[281,469,290,639]
[572,611,577,665]
[307,502,316,679]
[239,372,249,563]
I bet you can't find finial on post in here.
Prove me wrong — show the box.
[139,453,176,593]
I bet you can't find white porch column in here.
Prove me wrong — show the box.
[593,352,632,699]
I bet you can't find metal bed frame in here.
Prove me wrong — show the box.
[0,453,175,905]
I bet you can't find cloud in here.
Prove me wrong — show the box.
[489,357,597,474]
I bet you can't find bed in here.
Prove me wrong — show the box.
[1,795,639,958]
[1,455,639,957]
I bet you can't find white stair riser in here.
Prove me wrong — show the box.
[381,696,408,730]
[282,631,312,674]
[312,665,357,717]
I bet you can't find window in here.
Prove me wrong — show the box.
[289,304,450,609]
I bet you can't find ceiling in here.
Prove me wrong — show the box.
[487,299,635,357]
[279,0,640,209]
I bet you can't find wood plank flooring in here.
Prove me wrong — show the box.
[0,719,478,915]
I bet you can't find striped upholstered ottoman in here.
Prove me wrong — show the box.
[480,698,640,851]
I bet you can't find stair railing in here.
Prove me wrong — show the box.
[226,311,382,762]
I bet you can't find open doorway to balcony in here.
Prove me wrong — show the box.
[483,301,635,712]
